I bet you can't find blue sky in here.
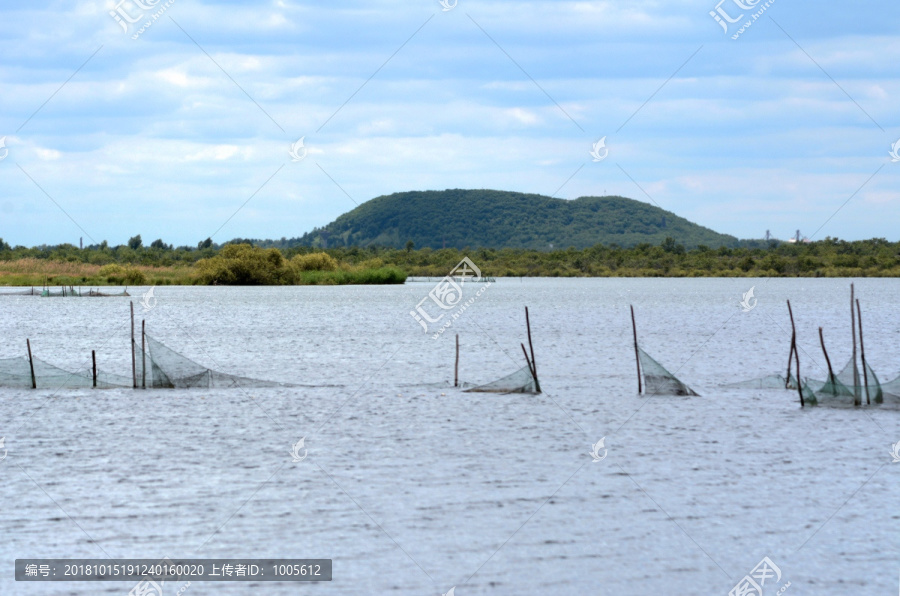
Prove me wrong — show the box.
[0,0,898,247]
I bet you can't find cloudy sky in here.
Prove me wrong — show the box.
[0,0,898,247]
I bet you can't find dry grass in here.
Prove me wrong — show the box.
[0,259,406,286]
[0,259,194,286]
[0,258,100,277]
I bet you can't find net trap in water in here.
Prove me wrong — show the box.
[724,284,900,408]
[456,307,541,395]
[630,305,699,397]
[0,302,291,390]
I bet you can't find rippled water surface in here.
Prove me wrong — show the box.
[1,278,899,595]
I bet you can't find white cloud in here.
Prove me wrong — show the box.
[1,0,899,245]
[184,144,241,161]
[35,148,62,160]
[504,107,540,126]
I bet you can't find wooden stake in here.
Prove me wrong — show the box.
[794,340,804,407]
[521,343,538,388]
[26,339,36,389]
[856,299,870,405]
[141,320,146,389]
[92,350,97,388]
[630,305,642,394]
[785,340,795,388]
[525,307,536,378]
[454,334,459,388]
[819,327,836,389]
[130,302,137,389]
[850,284,860,405]
[786,300,796,388]
[524,307,540,393]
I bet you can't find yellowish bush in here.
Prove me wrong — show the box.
[291,252,338,272]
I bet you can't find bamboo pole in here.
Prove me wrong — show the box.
[141,320,146,389]
[524,307,540,393]
[454,334,459,388]
[785,340,795,388]
[856,299,870,405]
[92,350,97,388]
[26,339,36,389]
[786,300,796,388]
[794,341,804,407]
[819,327,836,388]
[630,305,642,394]
[850,284,860,405]
[520,343,537,387]
[525,307,536,378]
[130,302,137,389]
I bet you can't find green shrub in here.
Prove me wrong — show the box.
[291,252,338,272]
[194,244,292,285]
[296,267,407,285]
[123,267,147,285]
[98,263,146,284]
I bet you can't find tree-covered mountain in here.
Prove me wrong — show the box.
[296,189,738,250]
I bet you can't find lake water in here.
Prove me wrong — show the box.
[1,278,899,595]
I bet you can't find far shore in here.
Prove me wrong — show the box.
[2,238,899,285]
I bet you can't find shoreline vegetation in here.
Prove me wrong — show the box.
[1,237,899,286]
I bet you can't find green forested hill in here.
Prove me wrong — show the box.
[297,189,737,249]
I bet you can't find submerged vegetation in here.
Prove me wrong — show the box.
[1,236,899,286]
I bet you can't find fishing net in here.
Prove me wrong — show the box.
[835,358,883,404]
[463,365,538,394]
[807,371,855,406]
[807,358,883,405]
[38,287,130,297]
[0,335,289,390]
[638,347,698,396]
[139,335,289,389]
[0,287,41,296]
[878,374,900,403]
[786,373,800,390]
[800,381,818,406]
[84,289,130,297]
[813,376,853,397]
[0,356,131,389]
[40,287,80,297]
[723,374,796,390]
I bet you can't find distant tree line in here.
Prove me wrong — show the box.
[1,236,899,277]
